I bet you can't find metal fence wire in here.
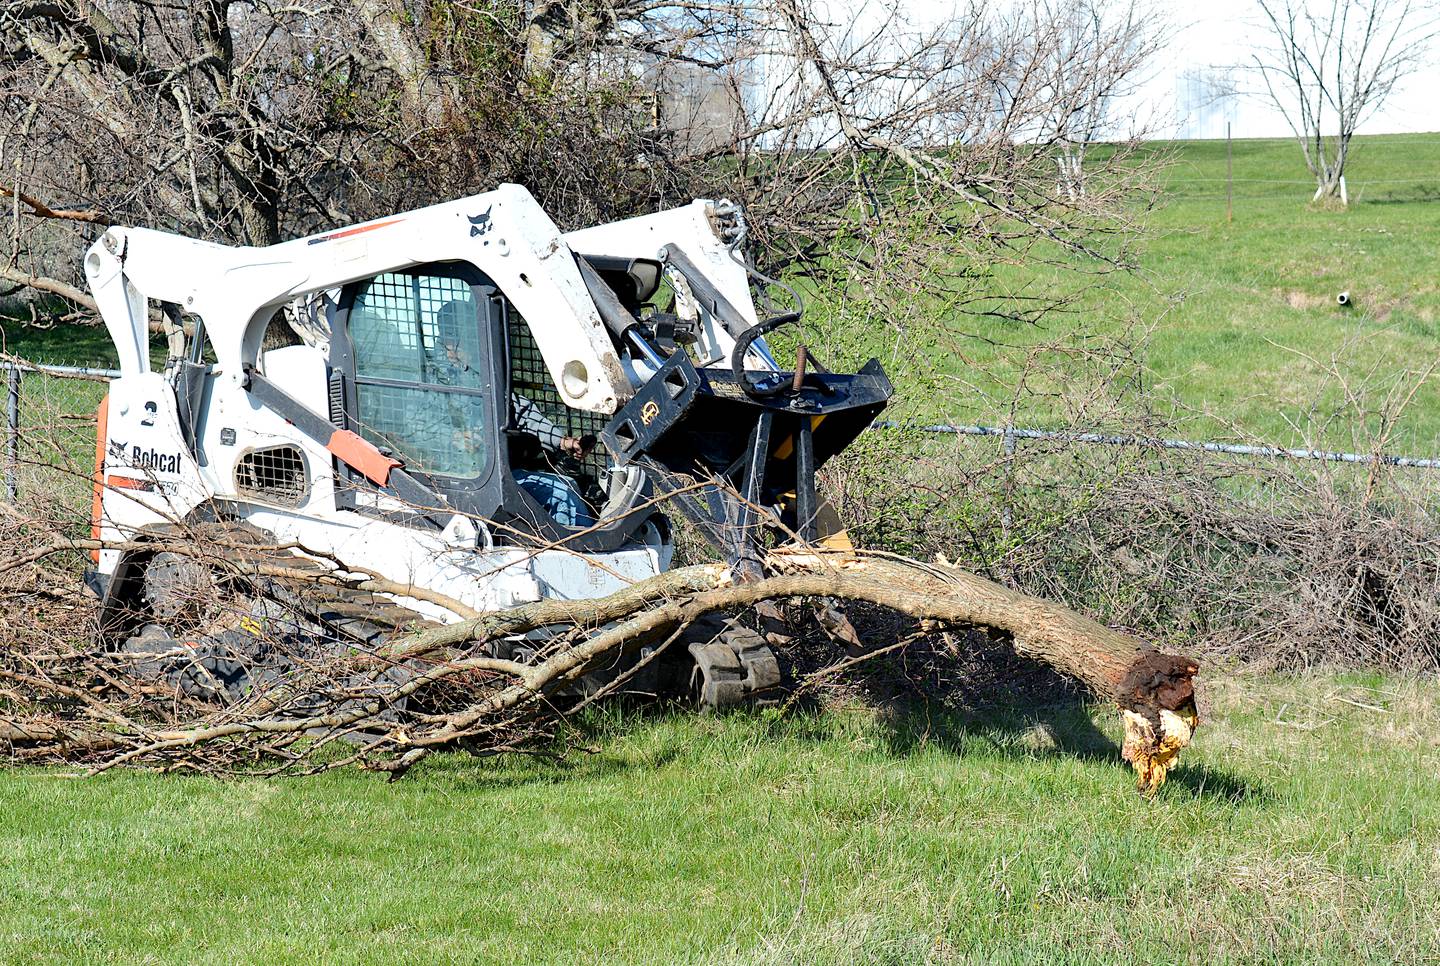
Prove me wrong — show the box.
[5,361,1440,506]
[873,422,1440,470]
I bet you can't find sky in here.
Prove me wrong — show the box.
[1157,0,1440,138]
[863,0,1440,140]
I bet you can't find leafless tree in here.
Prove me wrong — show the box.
[1249,0,1440,203]
[1,0,1167,362]
[0,447,1199,793]
[0,1,708,309]
[1029,0,1162,200]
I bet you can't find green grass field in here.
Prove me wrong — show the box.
[856,134,1440,453]
[1141,135,1440,450]
[2,137,1439,962]
[1,672,1435,964]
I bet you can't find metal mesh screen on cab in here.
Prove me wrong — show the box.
[506,309,607,482]
[348,271,489,478]
[235,445,308,507]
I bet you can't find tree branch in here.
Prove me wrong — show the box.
[0,185,107,224]
[0,263,97,311]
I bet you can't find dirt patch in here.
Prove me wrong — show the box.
[1283,290,1330,311]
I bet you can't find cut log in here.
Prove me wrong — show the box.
[0,547,1199,792]
[386,549,1201,793]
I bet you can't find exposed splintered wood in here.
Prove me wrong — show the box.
[0,548,1199,793]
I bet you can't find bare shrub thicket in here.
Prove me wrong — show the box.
[827,338,1440,672]
[1,0,1165,341]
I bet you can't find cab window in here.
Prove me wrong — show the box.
[348,270,490,479]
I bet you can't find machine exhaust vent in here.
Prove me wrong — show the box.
[235,445,308,507]
[327,368,346,427]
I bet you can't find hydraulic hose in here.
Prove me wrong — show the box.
[730,258,809,400]
[730,309,801,400]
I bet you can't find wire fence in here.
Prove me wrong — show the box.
[1178,177,1438,184]
[871,421,1440,469]
[2,361,116,502]
[7,360,1440,509]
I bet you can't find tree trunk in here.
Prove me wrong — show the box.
[1313,173,1343,202]
[0,549,1200,793]
[389,549,1201,793]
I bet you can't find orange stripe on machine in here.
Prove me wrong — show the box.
[104,475,157,492]
[326,429,402,485]
[304,219,403,246]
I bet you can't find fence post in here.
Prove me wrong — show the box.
[5,363,19,503]
[1226,121,1233,224]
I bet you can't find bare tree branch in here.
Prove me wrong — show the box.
[0,185,106,223]
[1248,0,1439,202]
[0,262,97,310]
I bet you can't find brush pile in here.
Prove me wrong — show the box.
[0,503,1198,793]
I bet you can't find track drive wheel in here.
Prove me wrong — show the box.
[110,530,430,714]
[687,618,782,711]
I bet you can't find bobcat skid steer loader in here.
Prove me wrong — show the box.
[84,185,891,709]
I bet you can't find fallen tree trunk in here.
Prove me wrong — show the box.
[0,548,1199,793]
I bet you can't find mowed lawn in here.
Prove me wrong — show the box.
[0,671,1436,964]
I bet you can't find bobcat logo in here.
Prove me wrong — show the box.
[467,206,493,238]
[105,438,181,474]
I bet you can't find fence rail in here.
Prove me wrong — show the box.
[873,421,1440,469]
[1,361,121,380]
[5,361,1440,505]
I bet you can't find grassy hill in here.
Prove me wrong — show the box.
[1145,134,1439,449]
[942,134,1440,453]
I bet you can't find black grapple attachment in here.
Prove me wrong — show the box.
[577,246,892,578]
[600,350,892,579]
